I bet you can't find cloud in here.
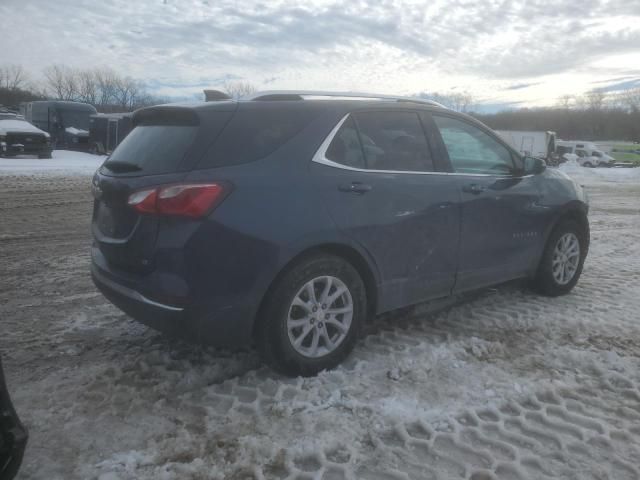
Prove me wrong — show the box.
[0,0,638,106]
[504,83,541,91]
[594,77,640,92]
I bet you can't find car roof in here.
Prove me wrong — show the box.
[150,97,448,116]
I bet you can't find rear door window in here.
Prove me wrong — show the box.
[353,112,434,172]
[324,111,434,172]
[432,115,516,175]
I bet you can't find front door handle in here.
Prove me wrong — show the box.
[462,183,486,194]
[338,182,372,194]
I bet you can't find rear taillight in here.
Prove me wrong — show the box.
[127,183,229,218]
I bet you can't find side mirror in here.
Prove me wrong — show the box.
[523,156,546,175]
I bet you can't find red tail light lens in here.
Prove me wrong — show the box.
[128,183,229,218]
[127,188,157,214]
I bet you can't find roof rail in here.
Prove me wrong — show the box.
[244,90,446,108]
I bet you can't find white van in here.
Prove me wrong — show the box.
[556,140,614,167]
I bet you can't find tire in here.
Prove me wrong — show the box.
[256,254,367,377]
[532,219,588,296]
[583,161,593,168]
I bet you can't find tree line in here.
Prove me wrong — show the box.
[2,62,639,140]
[474,89,640,141]
[0,64,169,113]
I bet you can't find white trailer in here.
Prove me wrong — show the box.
[494,130,556,160]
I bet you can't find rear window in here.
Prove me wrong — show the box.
[104,125,197,175]
[199,106,319,168]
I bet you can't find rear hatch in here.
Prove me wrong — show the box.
[92,103,236,273]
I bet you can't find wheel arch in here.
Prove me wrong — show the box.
[533,201,590,274]
[251,242,380,340]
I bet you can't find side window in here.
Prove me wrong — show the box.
[352,112,434,172]
[325,116,366,168]
[432,115,516,175]
[575,149,587,158]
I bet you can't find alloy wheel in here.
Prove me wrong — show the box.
[552,233,580,285]
[286,276,354,358]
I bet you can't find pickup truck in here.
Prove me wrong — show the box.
[0,118,52,158]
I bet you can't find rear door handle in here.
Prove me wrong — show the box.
[462,183,486,194]
[338,182,372,194]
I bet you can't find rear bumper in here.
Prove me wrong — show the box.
[91,247,256,348]
[91,265,184,313]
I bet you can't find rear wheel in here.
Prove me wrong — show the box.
[532,220,587,296]
[583,161,593,168]
[257,254,366,376]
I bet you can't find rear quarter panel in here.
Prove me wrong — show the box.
[180,110,375,338]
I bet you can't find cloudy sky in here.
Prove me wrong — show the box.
[1,0,639,110]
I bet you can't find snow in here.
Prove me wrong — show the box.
[65,126,89,136]
[0,150,103,176]
[559,160,640,185]
[0,119,49,135]
[1,160,640,479]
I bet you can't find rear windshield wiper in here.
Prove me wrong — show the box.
[102,160,142,173]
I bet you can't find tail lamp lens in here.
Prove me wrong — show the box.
[127,183,228,218]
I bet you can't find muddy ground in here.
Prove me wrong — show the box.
[1,172,639,479]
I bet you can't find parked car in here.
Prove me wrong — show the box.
[21,101,97,151]
[0,356,27,480]
[556,140,614,167]
[91,91,590,376]
[0,118,52,158]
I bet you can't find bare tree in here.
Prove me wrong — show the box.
[618,88,640,113]
[556,94,574,110]
[113,76,142,110]
[0,64,29,90]
[580,89,607,111]
[43,64,79,101]
[77,69,99,105]
[450,92,475,113]
[419,91,476,112]
[94,68,119,108]
[222,81,257,100]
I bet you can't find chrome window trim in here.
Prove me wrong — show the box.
[311,114,532,179]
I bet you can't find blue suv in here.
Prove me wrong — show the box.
[91,91,589,376]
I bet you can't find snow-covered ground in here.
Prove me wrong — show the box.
[559,160,640,185]
[0,150,103,176]
[0,162,639,479]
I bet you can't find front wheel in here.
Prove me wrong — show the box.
[257,254,366,376]
[532,220,588,296]
[583,161,593,168]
